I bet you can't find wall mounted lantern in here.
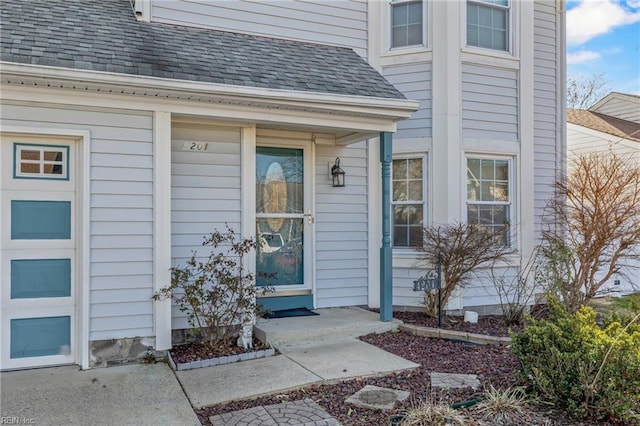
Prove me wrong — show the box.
[331,157,345,187]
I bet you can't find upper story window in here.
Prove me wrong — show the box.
[466,157,512,246]
[392,157,425,248]
[14,143,69,180]
[391,0,424,48]
[466,0,509,52]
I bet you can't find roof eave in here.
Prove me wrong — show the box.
[0,62,420,122]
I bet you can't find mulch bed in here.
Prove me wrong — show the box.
[170,337,270,364]
[195,330,610,425]
[392,311,524,337]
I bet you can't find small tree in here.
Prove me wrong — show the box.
[153,226,272,348]
[566,73,610,109]
[420,222,512,316]
[542,152,640,311]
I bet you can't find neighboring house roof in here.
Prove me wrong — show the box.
[567,109,640,143]
[0,0,405,100]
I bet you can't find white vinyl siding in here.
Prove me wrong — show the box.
[170,124,242,329]
[315,143,368,308]
[462,63,518,141]
[383,62,432,138]
[151,0,368,57]
[0,102,155,341]
[591,96,640,123]
[533,0,560,238]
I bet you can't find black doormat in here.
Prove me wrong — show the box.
[263,307,319,319]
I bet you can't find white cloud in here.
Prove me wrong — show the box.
[567,0,640,45]
[567,50,602,64]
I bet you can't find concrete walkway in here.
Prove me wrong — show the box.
[1,307,417,425]
[0,363,200,426]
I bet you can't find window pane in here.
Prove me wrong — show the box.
[408,180,422,200]
[494,181,509,201]
[481,159,494,180]
[21,163,40,174]
[409,226,423,246]
[43,164,64,175]
[493,29,506,50]
[408,158,422,179]
[393,159,407,180]
[478,27,492,49]
[495,160,508,180]
[21,150,40,161]
[467,4,478,24]
[408,1,422,24]
[409,205,423,226]
[468,158,480,179]
[467,204,479,224]
[394,205,408,226]
[256,147,303,214]
[43,151,63,161]
[393,180,407,201]
[393,3,407,26]
[408,23,422,45]
[492,8,506,29]
[394,226,408,246]
[479,5,492,26]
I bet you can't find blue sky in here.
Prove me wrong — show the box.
[567,0,640,95]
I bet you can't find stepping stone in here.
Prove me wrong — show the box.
[346,385,410,411]
[430,372,480,390]
[210,398,341,426]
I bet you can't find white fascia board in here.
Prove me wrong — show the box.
[0,62,420,122]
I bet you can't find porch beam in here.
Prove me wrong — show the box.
[380,132,393,322]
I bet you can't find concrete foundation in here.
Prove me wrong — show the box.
[89,336,159,367]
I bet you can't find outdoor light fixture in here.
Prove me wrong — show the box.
[331,157,345,187]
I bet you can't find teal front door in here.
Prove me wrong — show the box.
[256,145,313,311]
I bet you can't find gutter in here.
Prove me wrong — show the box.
[0,62,420,121]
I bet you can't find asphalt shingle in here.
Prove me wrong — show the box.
[1,0,405,100]
[568,109,640,142]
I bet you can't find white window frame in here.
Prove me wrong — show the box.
[389,0,427,50]
[465,155,514,247]
[391,155,427,250]
[466,0,511,53]
[14,143,69,180]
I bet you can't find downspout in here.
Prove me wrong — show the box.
[380,132,393,321]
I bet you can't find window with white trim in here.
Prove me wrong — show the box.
[466,157,511,246]
[392,157,425,248]
[14,144,68,180]
[391,0,424,49]
[466,0,509,51]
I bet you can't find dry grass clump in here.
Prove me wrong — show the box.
[399,398,466,426]
[475,385,528,425]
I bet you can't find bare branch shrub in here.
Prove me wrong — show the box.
[542,152,640,311]
[491,247,547,326]
[153,226,273,348]
[420,222,512,316]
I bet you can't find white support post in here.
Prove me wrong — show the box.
[153,111,172,350]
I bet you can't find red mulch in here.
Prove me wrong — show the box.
[170,337,270,364]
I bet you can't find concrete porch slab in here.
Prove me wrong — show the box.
[280,339,419,381]
[0,363,200,426]
[176,354,322,408]
[254,307,402,347]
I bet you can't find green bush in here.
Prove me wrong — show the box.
[511,297,640,422]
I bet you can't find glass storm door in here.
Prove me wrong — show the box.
[256,147,311,290]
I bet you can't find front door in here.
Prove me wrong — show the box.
[1,136,77,370]
[256,146,313,310]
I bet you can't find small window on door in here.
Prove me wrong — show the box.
[14,144,69,180]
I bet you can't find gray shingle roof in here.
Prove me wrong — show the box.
[1,0,405,100]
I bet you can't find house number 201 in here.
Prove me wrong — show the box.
[182,142,209,152]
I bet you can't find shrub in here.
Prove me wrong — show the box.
[511,297,640,422]
[398,397,466,426]
[475,385,528,425]
[153,226,273,348]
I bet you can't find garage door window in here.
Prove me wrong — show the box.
[14,143,68,180]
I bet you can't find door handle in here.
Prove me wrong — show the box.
[304,209,315,225]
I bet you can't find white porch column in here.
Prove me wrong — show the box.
[153,111,172,350]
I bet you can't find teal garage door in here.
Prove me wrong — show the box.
[1,136,77,370]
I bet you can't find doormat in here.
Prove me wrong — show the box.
[263,307,319,319]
